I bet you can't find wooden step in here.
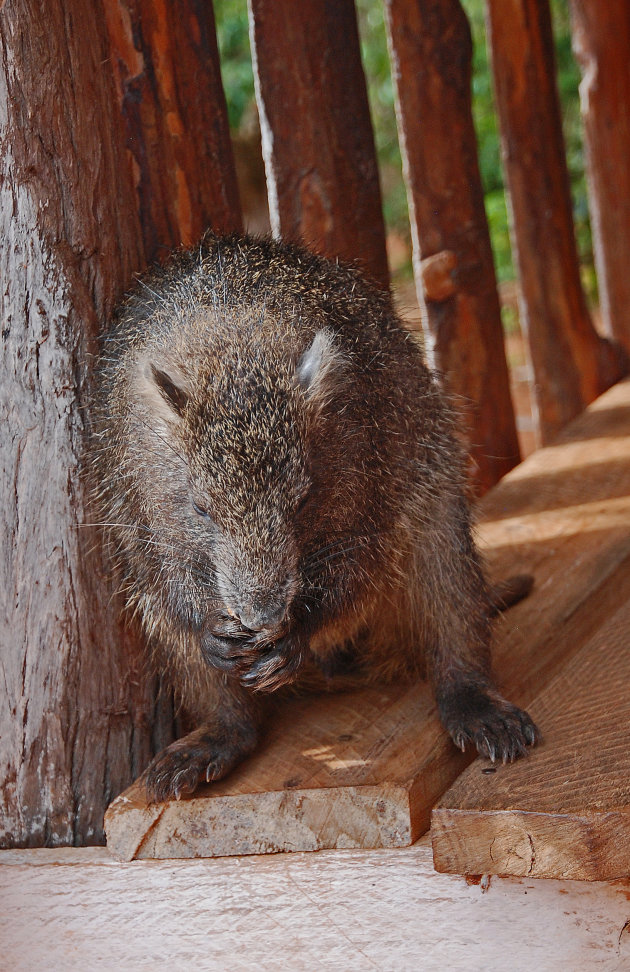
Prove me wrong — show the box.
[106,378,630,861]
[432,592,630,880]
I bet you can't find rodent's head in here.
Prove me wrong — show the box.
[136,315,342,642]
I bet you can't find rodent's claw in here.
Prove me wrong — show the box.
[439,685,540,765]
[240,644,303,693]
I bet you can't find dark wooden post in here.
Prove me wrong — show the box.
[248,0,389,289]
[486,0,627,445]
[384,0,521,492]
[0,0,176,847]
[104,0,242,263]
[569,0,630,350]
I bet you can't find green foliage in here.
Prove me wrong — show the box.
[214,0,592,292]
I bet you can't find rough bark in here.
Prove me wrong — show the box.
[104,0,242,263]
[0,0,176,847]
[486,0,627,445]
[248,0,389,289]
[384,0,520,493]
[569,0,630,350]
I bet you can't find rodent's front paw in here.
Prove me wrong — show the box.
[201,624,304,691]
[144,734,242,802]
[200,628,254,673]
[439,686,540,763]
[239,635,304,692]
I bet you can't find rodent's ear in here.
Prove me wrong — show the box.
[150,364,189,416]
[296,329,342,401]
[137,354,191,425]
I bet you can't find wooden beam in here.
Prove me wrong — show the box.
[106,378,630,861]
[384,0,520,493]
[569,0,630,349]
[0,0,176,847]
[486,0,627,445]
[3,838,630,968]
[104,0,242,261]
[248,0,389,288]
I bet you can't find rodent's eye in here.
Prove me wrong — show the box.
[296,492,310,517]
[192,499,212,519]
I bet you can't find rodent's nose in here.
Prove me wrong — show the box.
[237,600,288,635]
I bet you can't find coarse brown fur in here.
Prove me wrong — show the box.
[91,232,538,801]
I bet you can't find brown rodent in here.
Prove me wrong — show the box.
[91,232,538,802]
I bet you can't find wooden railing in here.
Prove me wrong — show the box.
[1,0,629,846]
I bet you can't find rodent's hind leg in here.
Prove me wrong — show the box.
[143,702,261,803]
[437,680,539,763]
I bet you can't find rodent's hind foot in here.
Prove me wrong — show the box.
[438,685,540,764]
[142,722,258,803]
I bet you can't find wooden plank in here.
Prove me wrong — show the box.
[249,0,389,288]
[486,0,627,445]
[3,838,630,970]
[106,681,468,860]
[107,379,630,861]
[569,0,630,349]
[104,0,242,261]
[432,594,630,880]
[384,0,520,492]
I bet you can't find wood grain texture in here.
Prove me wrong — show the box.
[107,378,630,862]
[249,0,389,288]
[384,0,520,493]
[433,596,630,881]
[106,682,468,860]
[0,0,176,847]
[3,839,630,971]
[486,0,627,445]
[105,0,243,262]
[569,0,630,349]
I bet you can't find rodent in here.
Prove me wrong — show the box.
[91,232,539,802]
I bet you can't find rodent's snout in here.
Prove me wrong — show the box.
[235,599,289,637]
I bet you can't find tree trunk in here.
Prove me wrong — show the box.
[486,0,627,445]
[0,0,176,847]
[104,0,242,263]
[384,0,520,493]
[569,0,630,350]
[248,0,389,289]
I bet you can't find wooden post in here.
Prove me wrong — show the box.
[569,0,630,350]
[384,0,520,493]
[248,0,389,289]
[486,0,627,445]
[104,0,242,263]
[0,0,176,847]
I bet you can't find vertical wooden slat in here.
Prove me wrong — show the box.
[569,0,630,350]
[486,0,627,445]
[384,0,520,492]
[248,0,389,289]
[104,0,242,263]
[0,0,176,847]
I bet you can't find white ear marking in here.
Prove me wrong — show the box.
[296,329,341,400]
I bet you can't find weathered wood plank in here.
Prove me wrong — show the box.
[569,0,630,349]
[105,0,242,261]
[432,593,630,881]
[3,839,630,970]
[106,681,467,860]
[248,0,389,288]
[486,0,627,445]
[384,0,520,492]
[106,378,630,862]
